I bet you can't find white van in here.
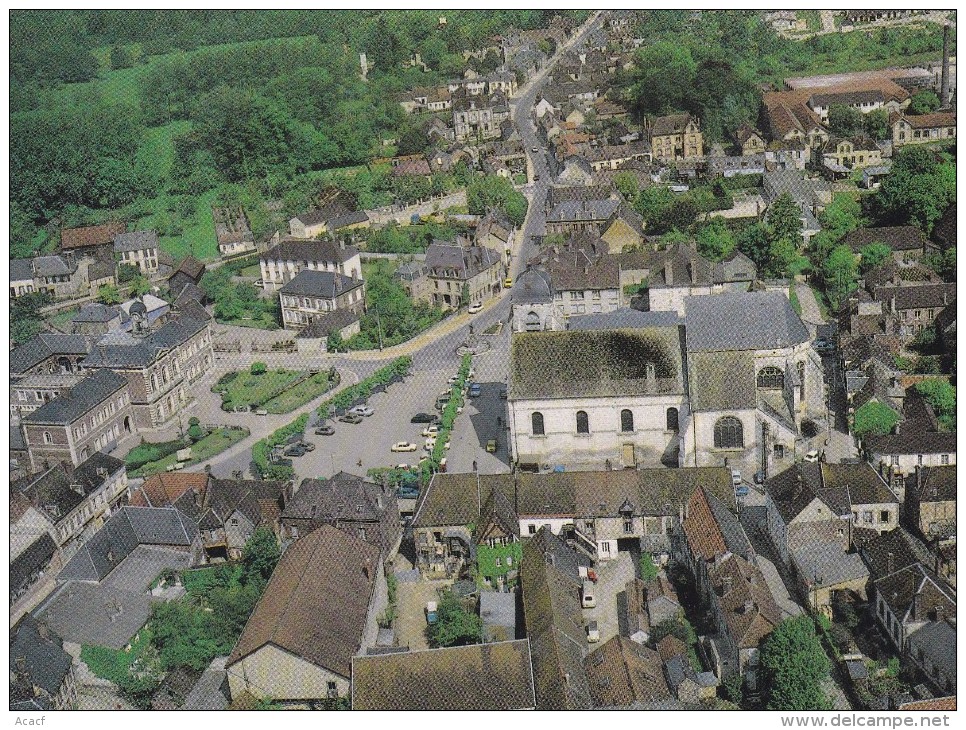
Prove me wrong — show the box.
[581,580,596,609]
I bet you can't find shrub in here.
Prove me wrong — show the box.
[188,416,200,426]
[187,424,205,442]
[125,439,186,470]
[250,362,267,375]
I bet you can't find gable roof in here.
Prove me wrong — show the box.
[261,238,359,264]
[412,473,513,529]
[683,487,750,562]
[915,465,956,504]
[351,640,536,710]
[82,313,209,369]
[509,328,684,399]
[278,269,362,298]
[294,308,361,339]
[424,240,501,279]
[865,431,958,456]
[284,472,388,523]
[709,553,781,650]
[685,291,809,352]
[71,303,123,324]
[874,563,956,624]
[23,369,127,426]
[765,462,897,525]
[9,615,72,697]
[651,113,697,137]
[170,255,205,282]
[57,506,197,583]
[129,472,208,508]
[521,528,592,710]
[227,525,380,679]
[843,226,929,253]
[113,230,159,253]
[60,221,127,250]
[584,636,670,708]
[10,333,95,375]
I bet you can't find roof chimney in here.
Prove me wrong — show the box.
[664,259,672,285]
[887,551,894,575]
[722,575,733,595]
[743,599,755,614]
[689,258,697,284]
[935,603,944,623]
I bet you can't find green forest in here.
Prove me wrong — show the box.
[10,10,584,258]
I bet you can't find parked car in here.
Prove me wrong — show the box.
[411,412,437,423]
[531,146,539,153]
[254,408,269,416]
[339,413,364,424]
[398,486,420,500]
[350,405,374,417]
[468,302,483,314]
[735,484,750,497]
[284,444,307,457]
[804,450,820,463]
[468,383,482,397]
[391,441,418,452]
[499,388,508,400]
[504,277,513,288]
[486,439,497,453]
[586,620,600,643]
[300,441,316,452]
[731,469,742,487]
[315,425,335,436]
[421,425,440,437]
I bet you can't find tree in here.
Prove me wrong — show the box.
[722,672,744,705]
[908,90,941,115]
[736,222,771,271]
[117,263,141,283]
[187,423,205,442]
[129,274,151,297]
[466,175,528,226]
[821,244,858,309]
[858,242,892,272]
[827,104,864,137]
[767,192,803,246]
[819,194,862,242]
[870,147,956,234]
[915,379,956,430]
[695,218,736,261]
[613,172,639,201]
[10,291,52,346]
[242,527,281,585]
[326,330,343,353]
[624,42,697,115]
[852,401,900,438]
[639,553,659,581]
[250,362,267,376]
[760,617,830,711]
[864,108,890,140]
[109,44,134,70]
[97,284,121,304]
[427,591,484,648]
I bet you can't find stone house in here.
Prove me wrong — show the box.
[393,260,433,303]
[293,309,361,354]
[10,373,85,422]
[10,334,95,378]
[424,237,503,309]
[113,230,160,275]
[864,432,956,501]
[259,238,362,292]
[891,111,956,148]
[226,526,387,706]
[904,465,956,547]
[279,270,365,331]
[649,114,704,161]
[212,206,256,258]
[280,472,400,554]
[21,370,133,471]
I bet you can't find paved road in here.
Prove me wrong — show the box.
[583,551,635,646]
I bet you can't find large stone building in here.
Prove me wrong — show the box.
[507,291,826,477]
[278,270,365,331]
[259,238,362,292]
[649,114,704,160]
[424,237,503,309]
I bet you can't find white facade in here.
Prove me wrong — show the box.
[508,393,689,470]
[260,252,362,292]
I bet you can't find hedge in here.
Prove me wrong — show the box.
[251,356,412,481]
[125,438,187,470]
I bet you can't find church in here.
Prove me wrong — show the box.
[506,291,826,479]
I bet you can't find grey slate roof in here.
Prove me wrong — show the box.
[685,291,809,352]
[10,334,96,375]
[10,425,27,452]
[10,258,33,281]
[82,314,208,369]
[113,229,159,253]
[23,369,127,425]
[11,534,58,593]
[32,255,73,277]
[686,349,756,411]
[72,303,122,323]
[261,238,360,264]
[295,308,360,339]
[568,309,682,331]
[510,328,685,399]
[10,615,72,697]
[34,581,155,651]
[546,198,620,224]
[284,472,386,522]
[278,269,363,298]
[57,506,197,583]
[425,241,501,280]
[906,620,956,684]
[791,539,869,588]
[513,267,554,304]
[865,431,958,456]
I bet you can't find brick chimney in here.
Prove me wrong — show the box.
[934,603,944,623]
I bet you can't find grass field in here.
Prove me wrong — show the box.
[262,371,337,414]
[215,369,304,411]
[130,426,250,477]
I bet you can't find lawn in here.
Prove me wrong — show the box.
[45,307,80,332]
[238,264,261,277]
[135,187,220,261]
[214,368,305,411]
[129,426,250,477]
[789,286,802,316]
[262,370,339,414]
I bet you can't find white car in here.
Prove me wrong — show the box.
[468,302,483,314]
[804,450,820,463]
[350,405,374,417]
[424,438,437,450]
[391,441,418,452]
[422,425,440,437]
[731,469,742,486]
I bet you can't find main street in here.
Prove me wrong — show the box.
[195,13,607,482]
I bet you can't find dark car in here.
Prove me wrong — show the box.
[753,471,765,485]
[411,412,437,423]
[284,444,307,457]
[735,484,750,497]
[339,413,364,424]
[300,441,316,452]
[315,425,335,436]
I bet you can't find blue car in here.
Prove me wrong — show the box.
[468,383,482,397]
[735,485,750,497]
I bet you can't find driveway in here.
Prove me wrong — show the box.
[582,550,635,645]
[395,578,450,652]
